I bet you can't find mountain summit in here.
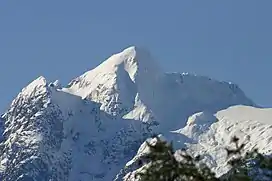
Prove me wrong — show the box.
[64,46,162,121]
[0,46,269,181]
[68,46,161,88]
[92,46,162,83]
[65,46,254,128]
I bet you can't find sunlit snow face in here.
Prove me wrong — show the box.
[0,46,262,181]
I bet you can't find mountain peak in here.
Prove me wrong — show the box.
[67,46,162,94]
[65,46,163,117]
[20,76,47,97]
[93,46,161,79]
[120,46,137,56]
[1,46,269,181]
[119,45,149,58]
[8,76,49,109]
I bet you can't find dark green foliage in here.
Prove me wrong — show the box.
[135,137,219,181]
[223,136,272,181]
[136,136,272,181]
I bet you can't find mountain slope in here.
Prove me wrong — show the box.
[123,105,272,180]
[0,76,150,181]
[177,105,272,176]
[0,46,265,181]
[65,46,255,131]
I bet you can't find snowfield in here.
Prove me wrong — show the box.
[0,46,270,181]
[123,105,272,180]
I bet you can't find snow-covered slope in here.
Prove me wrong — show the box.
[123,105,272,180]
[177,105,272,176]
[65,46,254,130]
[64,46,161,123]
[0,76,151,181]
[0,46,267,181]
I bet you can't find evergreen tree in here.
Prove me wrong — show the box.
[222,136,272,181]
[136,136,272,181]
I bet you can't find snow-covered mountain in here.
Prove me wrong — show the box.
[122,105,272,180]
[0,46,270,181]
[0,76,150,181]
[64,46,254,131]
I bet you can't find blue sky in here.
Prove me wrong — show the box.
[0,0,272,112]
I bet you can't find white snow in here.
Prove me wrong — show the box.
[183,105,272,176]
[16,76,47,99]
[125,105,272,179]
[0,46,269,181]
[175,111,218,142]
[64,46,254,132]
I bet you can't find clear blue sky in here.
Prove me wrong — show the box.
[1,0,272,112]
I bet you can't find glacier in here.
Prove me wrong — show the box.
[0,46,271,181]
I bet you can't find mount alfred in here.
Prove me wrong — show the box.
[0,46,271,181]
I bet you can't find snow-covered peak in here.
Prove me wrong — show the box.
[8,76,49,109]
[0,46,266,181]
[93,46,162,82]
[63,47,255,131]
[123,105,272,180]
[20,76,47,96]
[0,72,151,181]
[68,46,161,89]
[64,46,163,119]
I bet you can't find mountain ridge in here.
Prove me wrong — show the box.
[0,46,268,181]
